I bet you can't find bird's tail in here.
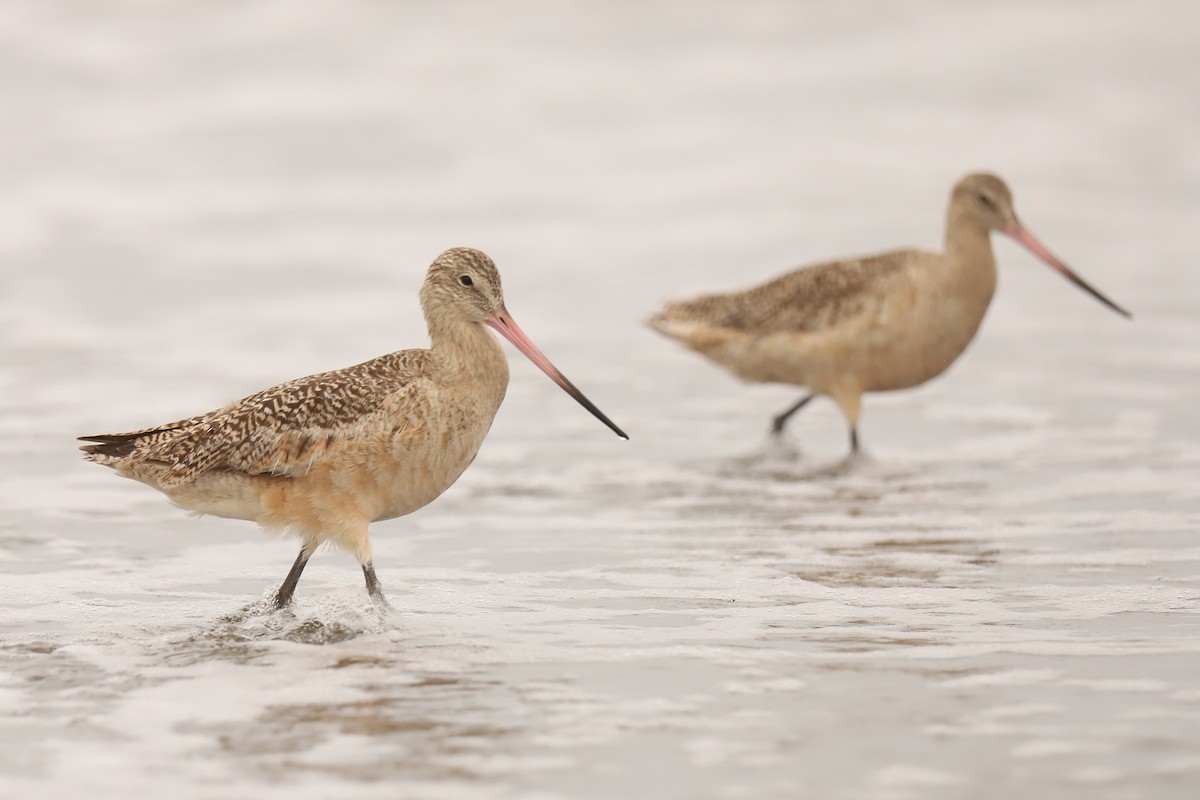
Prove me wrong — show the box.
[78,432,146,460]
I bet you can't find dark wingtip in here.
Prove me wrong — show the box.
[78,434,122,443]
[77,432,142,458]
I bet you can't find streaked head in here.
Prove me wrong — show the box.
[420,247,629,439]
[950,173,1131,318]
[421,247,506,325]
[950,172,1017,232]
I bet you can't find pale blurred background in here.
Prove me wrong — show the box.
[1,2,1198,799]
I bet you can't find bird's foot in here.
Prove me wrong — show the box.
[219,593,287,623]
[369,591,396,614]
[362,562,397,616]
[763,434,802,462]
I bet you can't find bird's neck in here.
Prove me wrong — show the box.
[943,211,999,294]
[428,317,510,386]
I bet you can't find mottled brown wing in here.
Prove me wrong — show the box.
[84,350,431,487]
[671,249,915,336]
[79,416,207,459]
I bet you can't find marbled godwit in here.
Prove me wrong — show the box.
[648,173,1130,453]
[80,248,627,609]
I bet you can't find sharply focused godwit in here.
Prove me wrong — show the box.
[648,173,1130,452]
[80,247,627,608]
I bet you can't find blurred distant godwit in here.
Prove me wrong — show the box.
[81,247,627,609]
[648,173,1130,453]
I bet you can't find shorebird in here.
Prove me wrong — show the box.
[648,173,1130,453]
[80,247,627,609]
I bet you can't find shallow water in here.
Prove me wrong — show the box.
[2,1,1199,798]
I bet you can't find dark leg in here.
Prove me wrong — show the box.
[362,562,392,609]
[849,426,860,454]
[275,544,315,609]
[770,394,815,437]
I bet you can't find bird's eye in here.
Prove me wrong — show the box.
[977,192,995,208]
[459,275,474,287]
